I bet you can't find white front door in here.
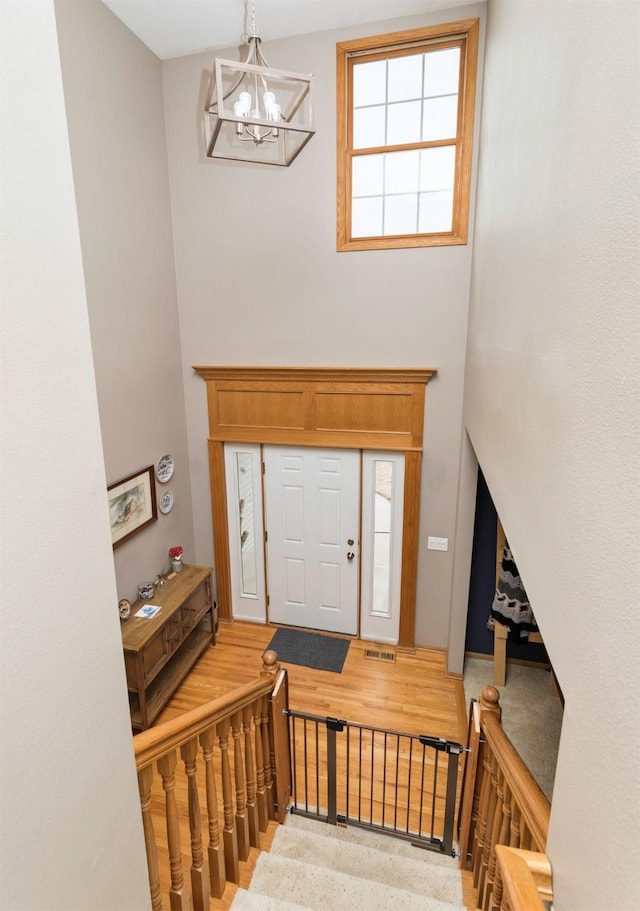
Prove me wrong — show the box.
[264,446,360,635]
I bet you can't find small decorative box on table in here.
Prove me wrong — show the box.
[121,564,215,731]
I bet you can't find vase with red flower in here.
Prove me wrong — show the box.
[168,545,184,573]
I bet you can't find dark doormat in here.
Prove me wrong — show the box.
[266,628,350,674]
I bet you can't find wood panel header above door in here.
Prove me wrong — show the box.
[193,366,437,451]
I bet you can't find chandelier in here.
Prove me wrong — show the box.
[204,0,315,166]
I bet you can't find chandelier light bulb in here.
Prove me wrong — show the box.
[238,91,252,116]
[263,91,277,119]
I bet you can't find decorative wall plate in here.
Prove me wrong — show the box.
[119,598,131,621]
[159,489,174,514]
[156,454,174,483]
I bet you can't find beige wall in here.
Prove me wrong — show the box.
[55,0,195,605]
[161,3,486,656]
[465,1,640,907]
[3,0,638,905]
[0,2,151,908]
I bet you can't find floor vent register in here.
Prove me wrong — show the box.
[363,648,396,663]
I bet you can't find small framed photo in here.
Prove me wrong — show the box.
[108,465,157,549]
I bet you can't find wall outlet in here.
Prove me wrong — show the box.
[428,536,449,551]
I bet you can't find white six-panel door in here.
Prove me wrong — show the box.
[264,446,360,634]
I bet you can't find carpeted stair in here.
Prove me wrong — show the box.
[231,812,465,911]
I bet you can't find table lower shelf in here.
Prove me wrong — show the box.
[129,626,212,731]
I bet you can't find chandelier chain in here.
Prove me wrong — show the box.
[241,0,259,44]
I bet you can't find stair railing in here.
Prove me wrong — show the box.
[133,649,290,911]
[287,709,464,856]
[494,846,552,911]
[458,686,553,911]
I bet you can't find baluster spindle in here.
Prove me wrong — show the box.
[473,687,501,888]
[491,864,504,911]
[474,686,502,897]
[478,752,499,900]
[490,780,512,911]
[180,737,210,911]
[199,727,226,899]
[473,744,493,888]
[137,766,162,911]
[253,698,269,831]
[157,749,189,911]
[510,804,522,848]
[499,780,513,848]
[483,766,505,910]
[216,717,239,884]
[231,710,250,860]
[243,704,260,847]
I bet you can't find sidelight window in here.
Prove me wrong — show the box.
[224,443,267,623]
[360,451,405,643]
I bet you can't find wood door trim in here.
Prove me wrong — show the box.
[399,450,422,648]
[195,366,437,646]
[193,366,435,384]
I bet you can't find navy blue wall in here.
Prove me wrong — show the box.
[465,468,548,664]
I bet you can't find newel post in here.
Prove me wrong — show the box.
[479,685,502,723]
[262,649,292,823]
[261,649,280,678]
[458,686,503,872]
[475,687,502,895]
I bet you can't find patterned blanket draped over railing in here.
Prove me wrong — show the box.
[489,542,538,641]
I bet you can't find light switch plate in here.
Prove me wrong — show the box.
[427,536,449,551]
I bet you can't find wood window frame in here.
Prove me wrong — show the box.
[193,366,436,649]
[336,18,479,252]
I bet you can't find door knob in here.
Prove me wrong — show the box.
[347,538,354,546]
[347,552,355,561]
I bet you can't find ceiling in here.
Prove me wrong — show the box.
[101,0,463,60]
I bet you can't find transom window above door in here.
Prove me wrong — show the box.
[337,19,479,251]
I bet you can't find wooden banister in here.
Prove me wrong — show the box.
[495,846,552,911]
[481,715,550,852]
[132,651,290,911]
[458,686,552,911]
[134,675,277,770]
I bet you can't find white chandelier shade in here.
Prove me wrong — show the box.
[204,37,315,167]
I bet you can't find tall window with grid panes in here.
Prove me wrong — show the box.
[337,20,479,251]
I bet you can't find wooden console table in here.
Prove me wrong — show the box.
[121,564,214,731]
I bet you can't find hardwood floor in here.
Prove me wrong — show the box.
[146,621,470,909]
[157,621,466,740]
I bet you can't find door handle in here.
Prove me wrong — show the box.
[347,552,355,561]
